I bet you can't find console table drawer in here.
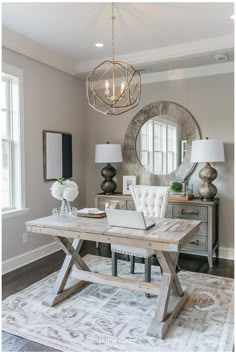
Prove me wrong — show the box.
[182,235,207,252]
[97,199,127,211]
[173,205,208,221]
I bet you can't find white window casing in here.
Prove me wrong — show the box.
[2,63,29,219]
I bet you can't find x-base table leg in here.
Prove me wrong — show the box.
[147,250,188,338]
[43,237,90,307]
[43,238,187,339]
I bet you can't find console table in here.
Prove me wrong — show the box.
[95,193,219,267]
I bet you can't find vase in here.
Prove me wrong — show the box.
[59,199,71,217]
[52,199,78,218]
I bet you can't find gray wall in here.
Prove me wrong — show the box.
[85,73,234,250]
[2,48,86,261]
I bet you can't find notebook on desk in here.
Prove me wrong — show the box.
[106,209,155,230]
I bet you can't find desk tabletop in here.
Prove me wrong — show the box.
[26,215,201,248]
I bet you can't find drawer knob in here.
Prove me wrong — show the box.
[181,209,199,216]
[190,240,200,246]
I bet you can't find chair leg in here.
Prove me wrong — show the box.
[130,256,135,274]
[112,252,118,276]
[176,263,182,273]
[96,242,99,248]
[145,257,151,298]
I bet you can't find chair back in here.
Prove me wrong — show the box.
[131,185,170,218]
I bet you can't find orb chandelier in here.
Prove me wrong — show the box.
[86,3,141,116]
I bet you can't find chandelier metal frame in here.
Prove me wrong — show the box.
[86,3,141,116]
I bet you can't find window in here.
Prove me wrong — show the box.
[139,118,177,175]
[1,64,26,217]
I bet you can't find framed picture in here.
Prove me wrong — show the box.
[43,130,72,181]
[123,176,137,194]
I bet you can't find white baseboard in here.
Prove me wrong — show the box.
[217,247,234,261]
[2,242,61,275]
[2,243,234,275]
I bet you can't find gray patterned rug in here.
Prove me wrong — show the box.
[2,255,234,352]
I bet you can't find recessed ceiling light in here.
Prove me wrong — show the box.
[214,53,228,62]
[230,14,235,20]
[95,43,104,48]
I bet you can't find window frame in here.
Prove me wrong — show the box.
[2,63,28,219]
[2,76,14,211]
[139,118,178,175]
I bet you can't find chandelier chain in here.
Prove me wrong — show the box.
[112,2,115,62]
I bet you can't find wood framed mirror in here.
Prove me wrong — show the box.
[123,101,201,185]
[43,130,72,181]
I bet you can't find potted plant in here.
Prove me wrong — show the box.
[171,181,183,194]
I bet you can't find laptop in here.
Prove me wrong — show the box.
[106,209,156,230]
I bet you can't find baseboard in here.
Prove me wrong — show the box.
[216,247,234,261]
[2,242,61,275]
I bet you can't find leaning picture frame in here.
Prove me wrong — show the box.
[123,176,137,194]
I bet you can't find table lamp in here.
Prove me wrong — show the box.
[191,138,225,201]
[95,142,123,194]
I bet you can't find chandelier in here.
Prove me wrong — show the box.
[86,3,141,116]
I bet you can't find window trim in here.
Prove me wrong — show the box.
[2,63,27,219]
[2,208,30,220]
[2,76,14,211]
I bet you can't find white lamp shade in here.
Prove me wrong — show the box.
[95,144,123,163]
[191,139,225,163]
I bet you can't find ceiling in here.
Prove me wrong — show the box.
[2,2,234,78]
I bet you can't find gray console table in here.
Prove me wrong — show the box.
[95,193,219,268]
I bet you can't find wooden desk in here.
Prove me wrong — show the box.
[26,216,200,339]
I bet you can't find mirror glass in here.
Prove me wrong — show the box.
[136,115,187,175]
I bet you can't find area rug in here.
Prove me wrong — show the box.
[2,255,234,352]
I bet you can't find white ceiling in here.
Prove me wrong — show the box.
[2,2,234,78]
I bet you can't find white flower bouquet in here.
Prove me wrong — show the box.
[51,177,79,216]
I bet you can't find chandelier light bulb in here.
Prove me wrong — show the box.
[105,80,110,97]
[120,81,126,97]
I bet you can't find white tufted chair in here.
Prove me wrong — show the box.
[111,185,170,296]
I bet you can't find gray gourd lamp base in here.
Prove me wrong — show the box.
[199,162,217,201]
[101,163,117,194]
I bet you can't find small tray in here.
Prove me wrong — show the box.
[168,194,194,201]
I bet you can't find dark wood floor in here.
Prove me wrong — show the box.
[2,241,234,352]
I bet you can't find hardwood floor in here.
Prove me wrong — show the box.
[2,241,234,352]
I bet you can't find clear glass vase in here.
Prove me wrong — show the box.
[60,199,71,216]
[52,200,77,218]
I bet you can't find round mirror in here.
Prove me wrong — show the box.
[123,101,201,185]
[136,115,187,175]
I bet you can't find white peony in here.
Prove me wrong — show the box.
[63,186,79,201]
[50,179,79,202]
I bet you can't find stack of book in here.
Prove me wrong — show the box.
[77,208,106,218]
